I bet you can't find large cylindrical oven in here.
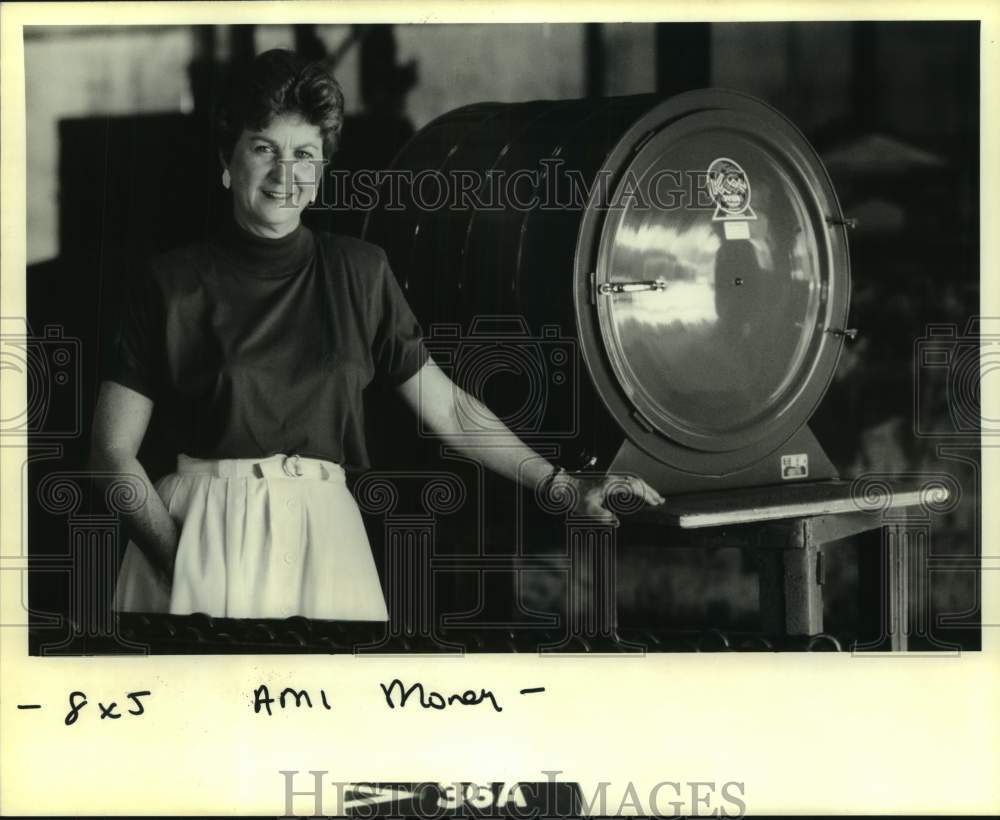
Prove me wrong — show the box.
[362,89,852,492]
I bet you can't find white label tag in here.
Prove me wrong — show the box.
[781,454,809,480]
[723,220,751,240]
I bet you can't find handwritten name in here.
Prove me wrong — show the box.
[251,681,544,715]
[253,684,332,715]
[380,678,503,712]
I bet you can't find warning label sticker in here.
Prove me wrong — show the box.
[781,453,809,480]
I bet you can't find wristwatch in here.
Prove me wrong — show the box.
[537,465,569,502]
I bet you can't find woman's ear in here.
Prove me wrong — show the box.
[219,151,231,190]
[310,154,325,203]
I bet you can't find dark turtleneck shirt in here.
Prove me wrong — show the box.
[106,220,430,471]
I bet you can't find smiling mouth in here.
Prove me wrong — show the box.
[261,190,294,201]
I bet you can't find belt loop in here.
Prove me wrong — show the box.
[252,463,264,479]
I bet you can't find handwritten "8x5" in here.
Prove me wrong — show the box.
[64,690,151,725]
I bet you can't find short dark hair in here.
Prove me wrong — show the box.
[215,49,345,161]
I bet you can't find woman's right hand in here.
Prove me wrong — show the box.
[90,381,179,588]
[143,524,179,588]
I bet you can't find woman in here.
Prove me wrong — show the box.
[91,49,663,621]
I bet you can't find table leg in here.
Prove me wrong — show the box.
[756,543,824,636]
[887,522,911,652]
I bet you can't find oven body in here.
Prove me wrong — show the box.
[362,90,852,493]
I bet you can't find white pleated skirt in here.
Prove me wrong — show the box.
[113,453,389,621]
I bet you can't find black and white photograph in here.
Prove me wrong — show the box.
[16,17,983,655]
[1,2,997,816]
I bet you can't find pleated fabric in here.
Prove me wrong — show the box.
[113,454,389,620]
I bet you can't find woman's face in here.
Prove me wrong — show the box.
[224,112,324,238]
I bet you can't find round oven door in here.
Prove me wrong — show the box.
[578,91,850,471]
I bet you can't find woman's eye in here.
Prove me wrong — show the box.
[295,150,315,160]
[253,144,274,154]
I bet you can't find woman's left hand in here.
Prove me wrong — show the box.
[544,469,665,523]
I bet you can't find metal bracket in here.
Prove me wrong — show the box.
[826,327,859,340]
[826,215,858,229]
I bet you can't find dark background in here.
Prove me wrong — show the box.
[23,22,980,652]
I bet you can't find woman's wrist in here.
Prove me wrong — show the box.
[536,464,577,504]
[535,464,562,493]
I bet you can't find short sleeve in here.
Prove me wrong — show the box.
[102,264,164,399]
[372,252,430,385]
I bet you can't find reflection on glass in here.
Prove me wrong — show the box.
[600,134,821,436]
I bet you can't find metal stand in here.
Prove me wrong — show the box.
[621,481,935,650]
